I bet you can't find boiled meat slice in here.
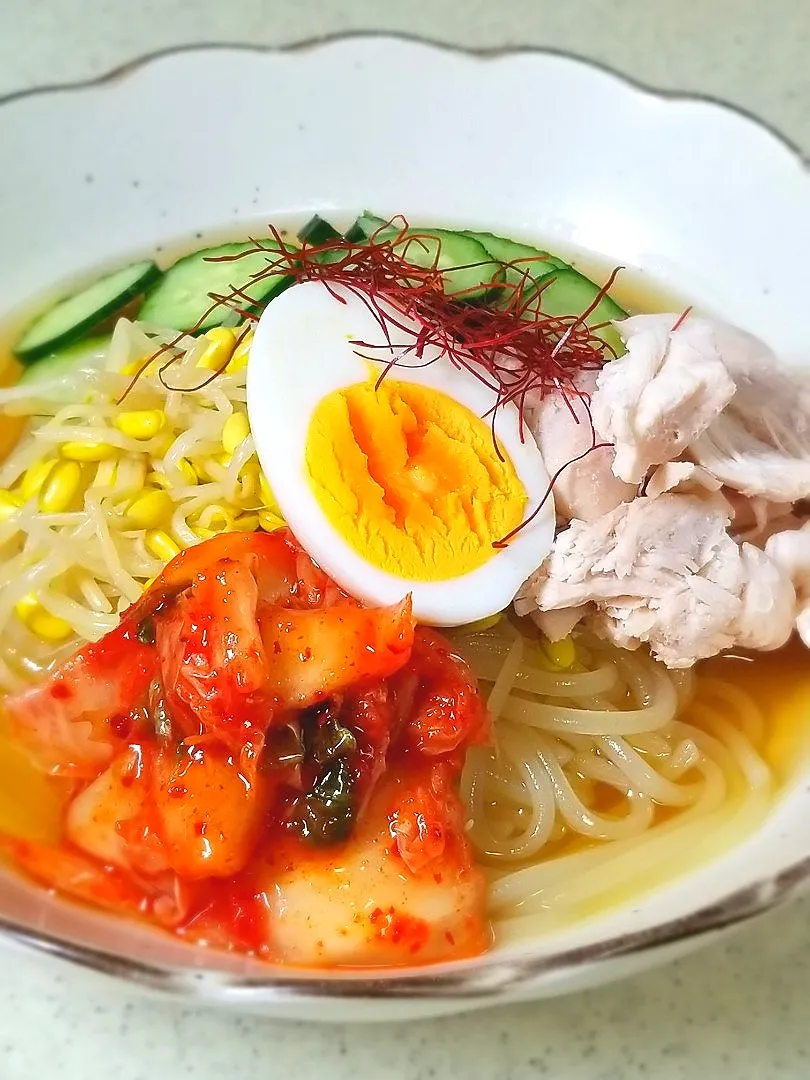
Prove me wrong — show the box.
[691,322,810,502]
[766,521,810,646]
[522,370,636,523]
[591,314,735,485]
[515,493,795,668]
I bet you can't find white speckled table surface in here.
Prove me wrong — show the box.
[1,2,809,1077]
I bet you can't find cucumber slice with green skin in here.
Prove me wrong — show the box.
[464,231,568,290]
[347,212,389,239]
[139,242,295,333]
[14,261,159,365]
[17,335,111,397]
[527,267,627,354]
[298,215,349,266]
[345,213,503,299]
[297,215,343,245]
[343,220,369,243]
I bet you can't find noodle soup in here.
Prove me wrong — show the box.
[0,213,808,968]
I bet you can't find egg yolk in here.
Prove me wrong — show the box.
[304,378,527,581]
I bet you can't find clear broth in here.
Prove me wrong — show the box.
[0,219,808,908]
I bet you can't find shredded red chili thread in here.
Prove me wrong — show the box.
[671,306,693,333]
[125,217,626,542]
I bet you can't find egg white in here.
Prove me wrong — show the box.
[247,280,555,625]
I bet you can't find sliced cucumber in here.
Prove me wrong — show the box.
[464,231,568,291]
[17,335,111,397]
[527,268,627,354]
[344,219,370,244]
[297,215,349,266]
[297,215,343,246]
[14,261,159,365]
[347,212,389,240]
[139,242,295,333]
[346,213,503,299]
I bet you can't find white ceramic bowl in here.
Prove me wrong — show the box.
[1,36,810,1022]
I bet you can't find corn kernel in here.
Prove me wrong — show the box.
[197,327,237,370]
[258,509,285,533]
[30,609,74,641]
[39,461,83,513]
[221,412,251,456]
[15,594,39,622]
[541,635,577,670]
[114,409,166,441]
[232,513,259,533]
[229,329,254,372]
[18,458,57,501]
[0,489,23,522]
[126,489,173,529]
[121,356,158,377]
[238,460,261,501]
[61,441,115,463]
[145,530,180,562]
[15,594,73,641]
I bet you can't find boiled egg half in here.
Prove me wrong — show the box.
[247,280,554,625]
